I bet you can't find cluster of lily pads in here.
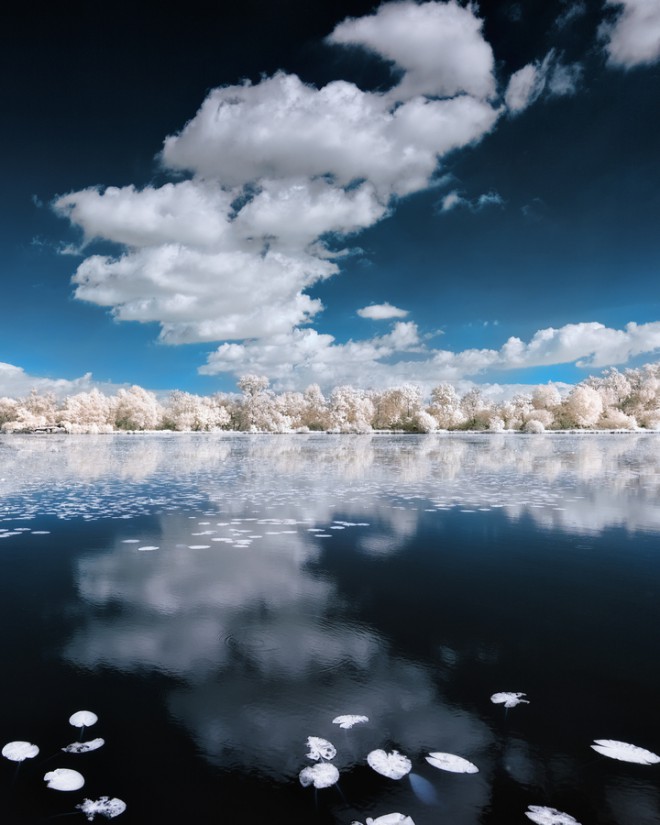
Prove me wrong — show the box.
[297,696,660,824]
[2,710,126,821]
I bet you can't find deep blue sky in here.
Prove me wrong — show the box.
[1,0,659,398]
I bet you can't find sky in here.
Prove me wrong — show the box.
[1,0,659,399]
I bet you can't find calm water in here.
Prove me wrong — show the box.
[1,433,659,824]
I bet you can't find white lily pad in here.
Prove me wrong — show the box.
[367,749,411,779]
[306,736,336,761]
[591,739,660,765]
[490,692,529,708]
[333,715,369,729]
[2,741,39,762]
[299,762,339,788]
[44,768,85,791]
[525,805,581,824]
[364,815,415,825]
[62,738,105,753]
[77,797,127,821]
[69,710,98,728]
[425,752,479,774]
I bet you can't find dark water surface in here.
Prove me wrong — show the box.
[1,433,659,824]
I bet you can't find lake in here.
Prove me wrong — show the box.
[1,433,659,824]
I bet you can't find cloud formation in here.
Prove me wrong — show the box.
[357,302,409,320]
[200,321,660,391]
[601,0,660,67]
[0,362,113,399]
[54,1,501,348]
[505,50,582,114]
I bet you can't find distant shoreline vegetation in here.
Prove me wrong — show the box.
[1,364,659,435]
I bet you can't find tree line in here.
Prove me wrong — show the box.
[1,364,659,434]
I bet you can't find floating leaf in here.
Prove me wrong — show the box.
[490,692,529,708]
[425,752,479,774]
[367,749,411,779]
[299,762,339,788]
[333,715,369,729]
[306,736,336,761]
[44,768,85,791]
[591,739,660,765]
[364,815,415,825]
[62,738,105,754]
[69,711,98,728]
[525,805,581,825]
[2,741,39,762]
[77,797,127,821]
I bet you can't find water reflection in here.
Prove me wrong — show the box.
[2,433,660,823]
[1,433,659,535]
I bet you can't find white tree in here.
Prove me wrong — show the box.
[328,386,374,433]
[428,384,465,429]
[114,386,163,430]
[562,385,604,428]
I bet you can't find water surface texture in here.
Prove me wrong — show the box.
[1,433,659,824]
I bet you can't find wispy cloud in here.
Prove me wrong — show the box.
[505,50,582,115]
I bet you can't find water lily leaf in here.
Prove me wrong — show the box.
[69,710,98,728]
[525,805,581,824]
[62,738,105,753]
[306,736,336,761]
[366,815,415,825]
[2,741,39,762]
[367,749,411,779]
[425,752,479,774]
[299,762,339,788]
[77,797,127,821]
[44,768,85,791]
[591,739,660,765]
[490,692,529,708]
[333,715,369,729]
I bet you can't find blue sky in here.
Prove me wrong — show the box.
[1,0,659,398]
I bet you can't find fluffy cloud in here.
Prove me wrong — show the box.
[0,362,117,399]
[505,50,582,114]
[55,2,501,347]
[200,321,660,391]
[327,0,496,101]
[357,303,409,320]
[600,0,660,67]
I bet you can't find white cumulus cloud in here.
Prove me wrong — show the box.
[600,0,660,68]
[55,2,502,348]
[357,303,409,320]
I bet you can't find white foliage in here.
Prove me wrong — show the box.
[332,715,369,729]
[425,752,479,773]
[2,741,39,762]
[490,692,529,708]
[367,749,412,779]
[299,762,339,788]
[306,736,337,761]
[62,738,105,753]
[591,739,660,764]
[69,710,98,728]
[44,768,85,791]
[77,797,127,821]
[525,806,581,825]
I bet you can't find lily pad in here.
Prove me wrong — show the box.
[333,715,369,729]
[425,752,479,774]
[299,762,339,788]
[44,768,85,791]
[62,738,105,754]
[2,741,39,762]
[367,749,411,779]
[69,710,98,728]
[490,692,529,708]
[591,739,660,765]
[77,797,127,821]
[306,736,336,761]
[525,805,581,825]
